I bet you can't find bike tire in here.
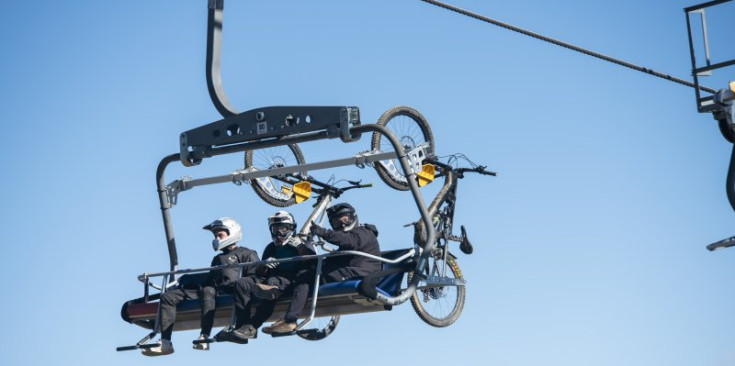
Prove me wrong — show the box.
[371,106,435,191]
[243,144,306,207]
[297,315,340,341]
[407,255,465,327]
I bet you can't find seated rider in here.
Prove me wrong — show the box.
[260,202,381,334]
[143,217,259,356]
[215,210,315,343]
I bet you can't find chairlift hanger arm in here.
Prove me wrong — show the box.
[206,0,237,118]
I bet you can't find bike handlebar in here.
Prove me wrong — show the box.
[424,158,496,178]
[457,165,497,177]
[306,177,372,198]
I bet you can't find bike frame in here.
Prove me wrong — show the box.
[414,159,495,277]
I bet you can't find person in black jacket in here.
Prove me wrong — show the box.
[262,202,381,334]
[215,211,315,343]
[142,217,259,356]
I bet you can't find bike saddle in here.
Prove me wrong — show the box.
[459,225,473,255]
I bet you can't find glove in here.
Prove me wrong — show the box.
[284,237,300,248]
[310,224,327,238]
[264,257,279,270]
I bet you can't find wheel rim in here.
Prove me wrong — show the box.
[377,114,430,184]
[247,146,303,201]
[409,256,465,327]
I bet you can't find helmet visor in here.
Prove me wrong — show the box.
[270,223,294,238]
[329,213,354,230]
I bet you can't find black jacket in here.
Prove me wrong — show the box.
[206,246,260,287]
[258,236,316,277]
[321,224,381,277]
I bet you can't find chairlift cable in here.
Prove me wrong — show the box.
[419,0,718,94]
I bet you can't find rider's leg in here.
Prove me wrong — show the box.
[283,270,313,324]
[159,288,187,340]
[232,277,258,328]
[199,285,217,337]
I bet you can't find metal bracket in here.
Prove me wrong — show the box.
[180,106,361,166]
[375,143,431,182]
[165,176,192,207]
[713,84,735,141]
[421,274,466,287]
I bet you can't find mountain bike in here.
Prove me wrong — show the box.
[407,155,496,327]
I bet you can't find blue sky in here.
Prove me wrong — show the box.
[2,1,734,365]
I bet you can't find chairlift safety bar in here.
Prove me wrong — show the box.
[137,249,418,283]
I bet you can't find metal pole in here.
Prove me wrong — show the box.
[156,153,182,275]
[349,124,436,306]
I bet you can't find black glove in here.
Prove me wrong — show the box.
[310,224,327,238]
[284,237,300,248]
[264,257,279,269]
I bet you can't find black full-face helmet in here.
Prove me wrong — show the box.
[326,203,357,231]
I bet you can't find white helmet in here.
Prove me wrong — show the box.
[268,211,296,243]
[203,217,242,251]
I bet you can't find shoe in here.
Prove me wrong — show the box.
[214,328,248,345]
[261,319,282,334]
[231,324,258,340]
[262,319,296,334]
[141,339,174,356]
[252,283,284,300]
[193,334,209,351]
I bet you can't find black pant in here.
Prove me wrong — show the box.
[233,276,277,329]
[233,270,318,327]
[159,285,221,340]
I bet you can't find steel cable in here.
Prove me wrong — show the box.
[420,0,717,94]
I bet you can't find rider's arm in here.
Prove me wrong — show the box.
[241,248,260,276]
[319,229,364,250]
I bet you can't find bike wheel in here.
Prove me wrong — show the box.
[371,106,435,191]
[297,315,340,341]
[243,144,306,207]
[407,255,465,327]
